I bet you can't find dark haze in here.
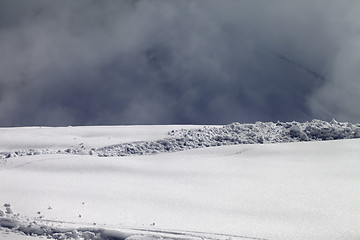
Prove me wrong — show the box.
[0,0,359,126]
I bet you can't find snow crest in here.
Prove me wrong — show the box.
[93,119,360,157]
[1,119,359,159]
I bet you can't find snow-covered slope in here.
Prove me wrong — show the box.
[0,125,207,152]
[1,119,359,159]
[1,121,360,240]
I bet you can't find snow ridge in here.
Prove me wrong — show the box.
[93,119,360,157]
[1,119,359,159]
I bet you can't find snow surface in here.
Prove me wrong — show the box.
[1,121,360,240]
[0,125,208,152]
[1,119,359,159]
[0,231,45,240]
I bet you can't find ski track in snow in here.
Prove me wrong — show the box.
[0,156,67,172]
[0,210,268,240]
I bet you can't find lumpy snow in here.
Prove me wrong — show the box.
[1,119,359,159]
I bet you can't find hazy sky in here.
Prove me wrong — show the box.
[0,0,359,126]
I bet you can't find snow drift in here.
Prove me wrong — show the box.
[1,119,359,159]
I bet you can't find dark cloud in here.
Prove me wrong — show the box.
[0,0,359,126]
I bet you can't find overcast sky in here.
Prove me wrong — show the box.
[0,0,359,126]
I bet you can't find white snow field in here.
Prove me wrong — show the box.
[0,125,207,152]
[1,121,360,240]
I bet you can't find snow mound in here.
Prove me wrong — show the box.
[1,119,359,159]
[95,119,360,157]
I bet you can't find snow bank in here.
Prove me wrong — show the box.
[1,119,359,159]
[95,119,360,156]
